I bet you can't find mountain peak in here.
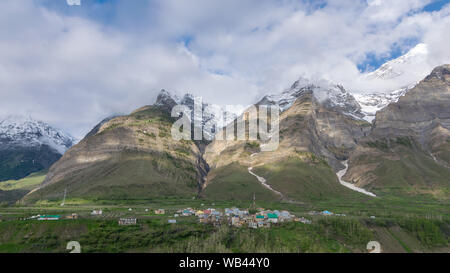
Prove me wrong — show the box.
[0,115,76,155]
[366,43,429,81]
[259,77,363,119]
[425,64,450,82]
[155,89,179,113]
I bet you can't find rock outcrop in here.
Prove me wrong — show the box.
[345,65,450,199]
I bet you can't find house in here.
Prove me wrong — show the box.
[91,210,102,215]
[296,217,312,224]
[168,219,177,224]
[248,221,258,229]
[66,213,78,220]
[211,211,221,218]
[174,214,179,217]
[38,215,61,221]
[155,209,165,215]
[231,216,241,227]
[224,208,233,216]
[267,213,278,223]
[195,210,204,216]
[182,209,193,216]
[321,210,333,216]
[280,211,291,218]
[255,215,265,221]
[203,209,212,215]
[119,218,137,225]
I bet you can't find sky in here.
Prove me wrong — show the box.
[0,0,449,138]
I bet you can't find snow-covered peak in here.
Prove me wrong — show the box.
[353,83,416,123]
[155,89,180,106]
[259,77,364,119]
[366,43,429,81]
[0,115,77,154]
[353,44,431,122]
[155,90,243,140]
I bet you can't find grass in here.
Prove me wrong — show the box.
[351,143,450,200]
[0,170,46,191]
[202,163,280,202]
[24,151,200,203]
[253,157,367,202]
[0,206,447,253]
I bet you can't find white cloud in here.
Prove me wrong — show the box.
[0,0,449,137]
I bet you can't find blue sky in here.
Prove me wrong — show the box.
[41,0,448,73]
[0,0,449,137]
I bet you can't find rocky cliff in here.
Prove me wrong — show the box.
[345,65,450,199]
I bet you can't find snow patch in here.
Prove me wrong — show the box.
[336,160,376,197]
[0,115,77,154]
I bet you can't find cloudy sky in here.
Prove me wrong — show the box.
[0,0,449,138]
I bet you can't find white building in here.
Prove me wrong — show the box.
[91,210,103,215]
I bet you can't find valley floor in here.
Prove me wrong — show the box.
[0,198,448,253]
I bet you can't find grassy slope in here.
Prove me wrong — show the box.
[0,147,60,181]
[25,151,199,203]
[24,106,202,203]
[253,157,368,202]
[202,156,370,204]
[350,140,450,200]
[0,170,46,191]
[0,171,46,204]
[202,162,280,202]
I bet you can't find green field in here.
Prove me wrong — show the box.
[0,170,46,191]
[0,197,448,253]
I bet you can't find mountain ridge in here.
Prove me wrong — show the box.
[0,115,76,181]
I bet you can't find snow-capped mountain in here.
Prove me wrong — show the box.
[0,115,76,154]
[258,77,364,119]
[353,84,417,123]
[353,43,433,122]
[156,90,244,140]
[178,93,244,140]
[366,43,429,81]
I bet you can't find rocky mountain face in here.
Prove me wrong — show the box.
[258,77,364,119]
[0,116,76,181]
[23,105,207,202]
[19,62,450,204]
[156,89,242,141]
[371,65,450,144]
[353,43,435,122]
[202,80,371,202]
[345,65,450,199]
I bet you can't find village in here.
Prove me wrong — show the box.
[12,206,354,229]
[170,207,313,228]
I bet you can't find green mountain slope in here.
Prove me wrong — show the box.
[0,147,60,182]
[23,105,205,203]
